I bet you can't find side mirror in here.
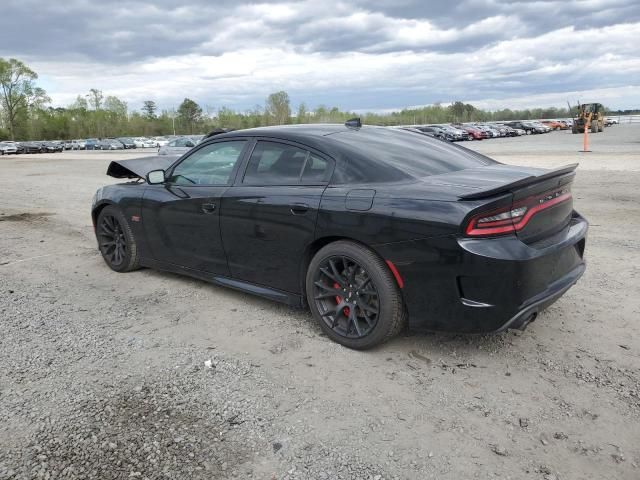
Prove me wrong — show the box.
[146,169,165,184]
[186,141,195,147]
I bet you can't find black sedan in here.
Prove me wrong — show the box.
[17,141,45,153]
[91,122,587,349]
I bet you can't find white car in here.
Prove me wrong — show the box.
[153,136,169,147]
[158,136,197,155]
[0,141,18,155]
[133,137,147,148]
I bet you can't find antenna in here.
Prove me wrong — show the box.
[345,118,362,129]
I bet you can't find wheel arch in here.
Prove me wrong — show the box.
[91,200,117,228]
[299,235,405,307]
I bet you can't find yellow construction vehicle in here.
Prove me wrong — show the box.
[572,102,605,134]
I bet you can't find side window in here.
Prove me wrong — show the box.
[301,154,330,182]
[168,140,177,147]
[243,142,332,185]
[168,140,246,186]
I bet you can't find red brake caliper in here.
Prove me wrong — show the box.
[333,282,350,316]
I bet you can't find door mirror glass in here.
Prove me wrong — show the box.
[185,141,195,148]
[146,169,165,184]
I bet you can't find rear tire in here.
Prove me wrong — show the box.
[306,241,406,350]
[96,205,140,272]
[591,122,598,133]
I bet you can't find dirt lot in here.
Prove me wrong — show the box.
[1,125,639,480]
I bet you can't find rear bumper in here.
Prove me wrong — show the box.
[375,211,588,333]
[492,262,585,332]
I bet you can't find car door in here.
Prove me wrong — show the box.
[141,139,249,274]
[220,139,334,293]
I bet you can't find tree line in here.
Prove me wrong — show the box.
[0,57,619,141]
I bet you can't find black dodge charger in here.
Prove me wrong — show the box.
[92,122,587,349]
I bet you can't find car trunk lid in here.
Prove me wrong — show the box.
[458,164,578,242]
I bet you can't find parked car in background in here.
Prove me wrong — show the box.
[528,121,551,133]
[605,118,618,126]
[133,137,156,148]
[153,136,169,147]
[42,141,63,152]
[117,137,137,149]
[488,124,510,137]
[505,121,536,134]
[0,141,19,155]
[415,126,451,141]
[85,139,99,150]
[497,124,520,136]
[474,124,501,137]
[541,120,567,130]
[70,139,86,150]
[158,136,197,155]
[437,125,468,141]
[17,141,45,153]
[458,125,487,140]
[98,139,124,150]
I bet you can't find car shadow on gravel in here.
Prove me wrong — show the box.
[132,266,517,357]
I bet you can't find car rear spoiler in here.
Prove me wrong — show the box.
[458,163,578,200]
[106,156,176,179]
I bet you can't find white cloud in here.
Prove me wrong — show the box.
[3,1,639,112]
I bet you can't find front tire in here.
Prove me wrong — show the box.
[306,241,405,349]
[96,206,140,272]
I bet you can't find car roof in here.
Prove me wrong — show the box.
[211,124,496,184]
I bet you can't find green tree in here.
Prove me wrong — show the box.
[70,95,88,111]
[142,100,157,120]
[0,57,47,140]
[88,88,103,110]
[265,91,291,125]
[296,102,308,124]
[104,96,127,116]
[448,101,466,121]
[177,98,202,134]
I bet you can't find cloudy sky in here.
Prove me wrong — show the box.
[1,0,639,113]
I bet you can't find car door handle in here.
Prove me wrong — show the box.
[290,203,309,215]
[201,202,217,213]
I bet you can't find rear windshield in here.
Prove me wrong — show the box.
[329,127,496,183]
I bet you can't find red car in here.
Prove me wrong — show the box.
[458,125,487,140]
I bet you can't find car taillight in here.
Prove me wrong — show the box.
[465,187,572,237]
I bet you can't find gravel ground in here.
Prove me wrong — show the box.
[1,125,639,479]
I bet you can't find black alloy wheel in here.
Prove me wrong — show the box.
[96,206,140,272]
[306,241,405,349]
[98,214,127,267]
[313,255,380,339]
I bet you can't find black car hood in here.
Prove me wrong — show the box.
[106,156,176,179]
